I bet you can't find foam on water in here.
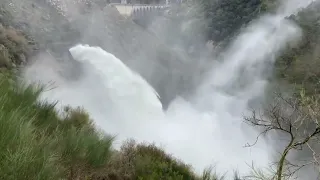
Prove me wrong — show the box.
[22,0,317,178]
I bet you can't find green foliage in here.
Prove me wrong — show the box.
[0,71,233,180]
[133,143,195,179]
[4,0,320,179]
[0,72,114,179]
[201,166,227,180]
[275,1,320,96]
[103,139,198,180]
[0,73,61,180]
[201,0,264,43]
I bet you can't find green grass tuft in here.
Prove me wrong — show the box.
[0,73,114,179]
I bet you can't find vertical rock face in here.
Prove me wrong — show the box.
[0,0,210,109]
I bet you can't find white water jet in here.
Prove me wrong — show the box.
[68,44,164,118]
[22,0,316,179]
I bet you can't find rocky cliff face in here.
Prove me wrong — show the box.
[0,0,211,109]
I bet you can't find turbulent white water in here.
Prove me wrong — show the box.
[22,0,317,179]
[68,44,164,119]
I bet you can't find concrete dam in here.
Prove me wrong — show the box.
[110,3,170,27]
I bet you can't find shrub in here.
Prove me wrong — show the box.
[275,1,320,96]
[0,73,61,180]
[102,139,198,180]
[0,23,29,67]
[0,70,252,180]
[0,72,114,179]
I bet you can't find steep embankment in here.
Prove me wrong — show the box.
[0,0,197,109]
[276,0,320,95]
[0,2,212,179]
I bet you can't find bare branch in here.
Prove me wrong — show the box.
[244,91,320,180]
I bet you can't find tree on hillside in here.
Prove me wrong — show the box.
[245,91,320,179]
[200,0,263,43]
[275,1,320,97]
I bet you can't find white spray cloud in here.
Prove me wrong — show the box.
[278,0,316,16]
[22,0,316,179]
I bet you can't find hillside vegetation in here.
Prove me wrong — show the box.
[0,7,223,180]
[0,70,215,179]
[276,1,320,95]
[0,24,29,68]
[1,0,320,179]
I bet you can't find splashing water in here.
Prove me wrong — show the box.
[68,44,164,119]
[22,0,316,178]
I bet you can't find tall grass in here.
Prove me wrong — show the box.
[0,71,244,180]
[0,72,60,179]
[0,72,114,179]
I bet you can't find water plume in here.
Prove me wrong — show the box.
[22,0,316,179]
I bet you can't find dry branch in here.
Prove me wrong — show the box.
[244,91,320,180]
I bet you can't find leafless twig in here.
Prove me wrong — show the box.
[244,91,320,180]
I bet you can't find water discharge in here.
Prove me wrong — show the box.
[22,0,317,178]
